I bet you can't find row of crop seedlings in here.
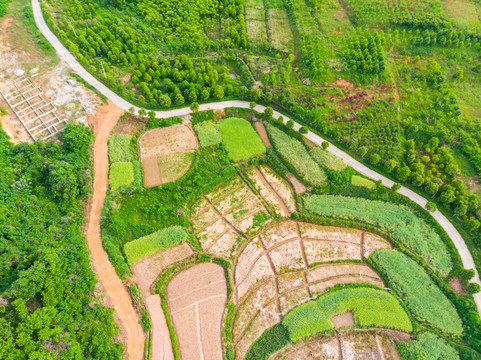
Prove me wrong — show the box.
[108,134,142,191]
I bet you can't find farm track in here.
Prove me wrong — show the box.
[31,1,481,358]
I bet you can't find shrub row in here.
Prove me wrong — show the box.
[265,123,327,185]
[146,116,183,129]
[369,249,463,336]
[124,226,189,265]
[304,194,452,276]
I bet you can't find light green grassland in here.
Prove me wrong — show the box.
[109,161,134,191]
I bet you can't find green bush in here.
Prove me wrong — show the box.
[109,162,134,191]
[283,287,412,342]
[217,117,266,161]
[310,147,348,171]
[244,323,290,360]
[146,116,183,129]
[397,332,460,360]
[351,175,376,189]
[370,249,463,336]
[304,195,452,276]
[108,135,133,163]
[266,124,327,185]
[124,226,188,265]
[194,121,222,147]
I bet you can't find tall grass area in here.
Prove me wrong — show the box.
[397,332,460,360]
[370,249,463,336]
[304,195,452,276]
[310,147,348,171]
[217,117,266,161]
[194,121,222,147]
[283,287,412,341]
[108,135,133,163]
[124,226,188,265]
[266,124,328,185]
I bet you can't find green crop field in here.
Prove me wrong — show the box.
[109,162,135,191]
[217,117,266,161]
[351,175,376,189]
[305,195,452,276]
[124,226,189,265]
[397,332,460,360]
[310,147,348,171]
[370,249,463,336]
[194,121,222,147]
[108,135,133,163]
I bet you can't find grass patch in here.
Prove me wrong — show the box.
[124,226,188,265]
[108,134,133,163]
[283,287,412,342]
[266,124,327,185]
[109,161,134,191]
[310,147,348,171]
[217,117,266,161]
[370,249,463,336]
[304,195,453,276]
[158,152,195,183]
[194,121,222,147]
[351,175,376,189]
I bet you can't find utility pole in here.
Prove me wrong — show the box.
[100,62,107,79]
[168,168,174,183]
[67,19,77,37]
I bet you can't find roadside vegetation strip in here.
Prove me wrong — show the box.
[217,117,266,161]
[194,120,222,147]
[265,123,327,185]
[245,286,411,360]
[310,146,348,171]
[397,331,460,360]
[304,194,453,277]
[369,249,463,336]
[109,161,134,191]
[108,134,134,163]
[124,226,189,265]
[351,175,376,189]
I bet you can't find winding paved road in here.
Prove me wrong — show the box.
[31,0,481,358]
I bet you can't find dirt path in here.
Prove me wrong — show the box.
[86,102,145,360]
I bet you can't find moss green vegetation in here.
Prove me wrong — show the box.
[108,134,133,163]
[109,161,134,191]
[266,123,328,185]
[305,195,452,276]
[370,249,463,336]
[246,286,411,359]
[351,175,376,189]
[397,332,460,360]
[283,287,412,341]
[0,124,123,358]
[124,226,189,265]
[194,120,222,147]
[310,147,348,171]
[217,117,266,161]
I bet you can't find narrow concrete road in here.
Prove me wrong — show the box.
[32,0,481,351]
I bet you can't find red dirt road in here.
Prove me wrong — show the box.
[86,102,145,360]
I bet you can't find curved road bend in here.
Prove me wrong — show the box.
[32,0,480,344]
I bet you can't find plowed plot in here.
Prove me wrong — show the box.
[269,330,402,360]
[190,172,278,258]
[232,221,389,359]
[167,263,227,360]
[259,165,296,212]
[139,126,198,187]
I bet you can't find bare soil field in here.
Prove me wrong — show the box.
[167,263,227,360]
[231,221,389,358]
[286,173,307,194]
[269,330,401,360]
[255,121,271,147]
[190,166,296,258]
[139,125,198,187]
[332,311,355,328]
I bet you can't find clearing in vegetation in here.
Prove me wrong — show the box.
[217,117,266,162]
[266,124,328,185]
[167,263,227,360]
[369,249,463,336]
[109,161,134,191]
[124,226,189,265]
[304,195,453,276]
[139,125,198,187]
